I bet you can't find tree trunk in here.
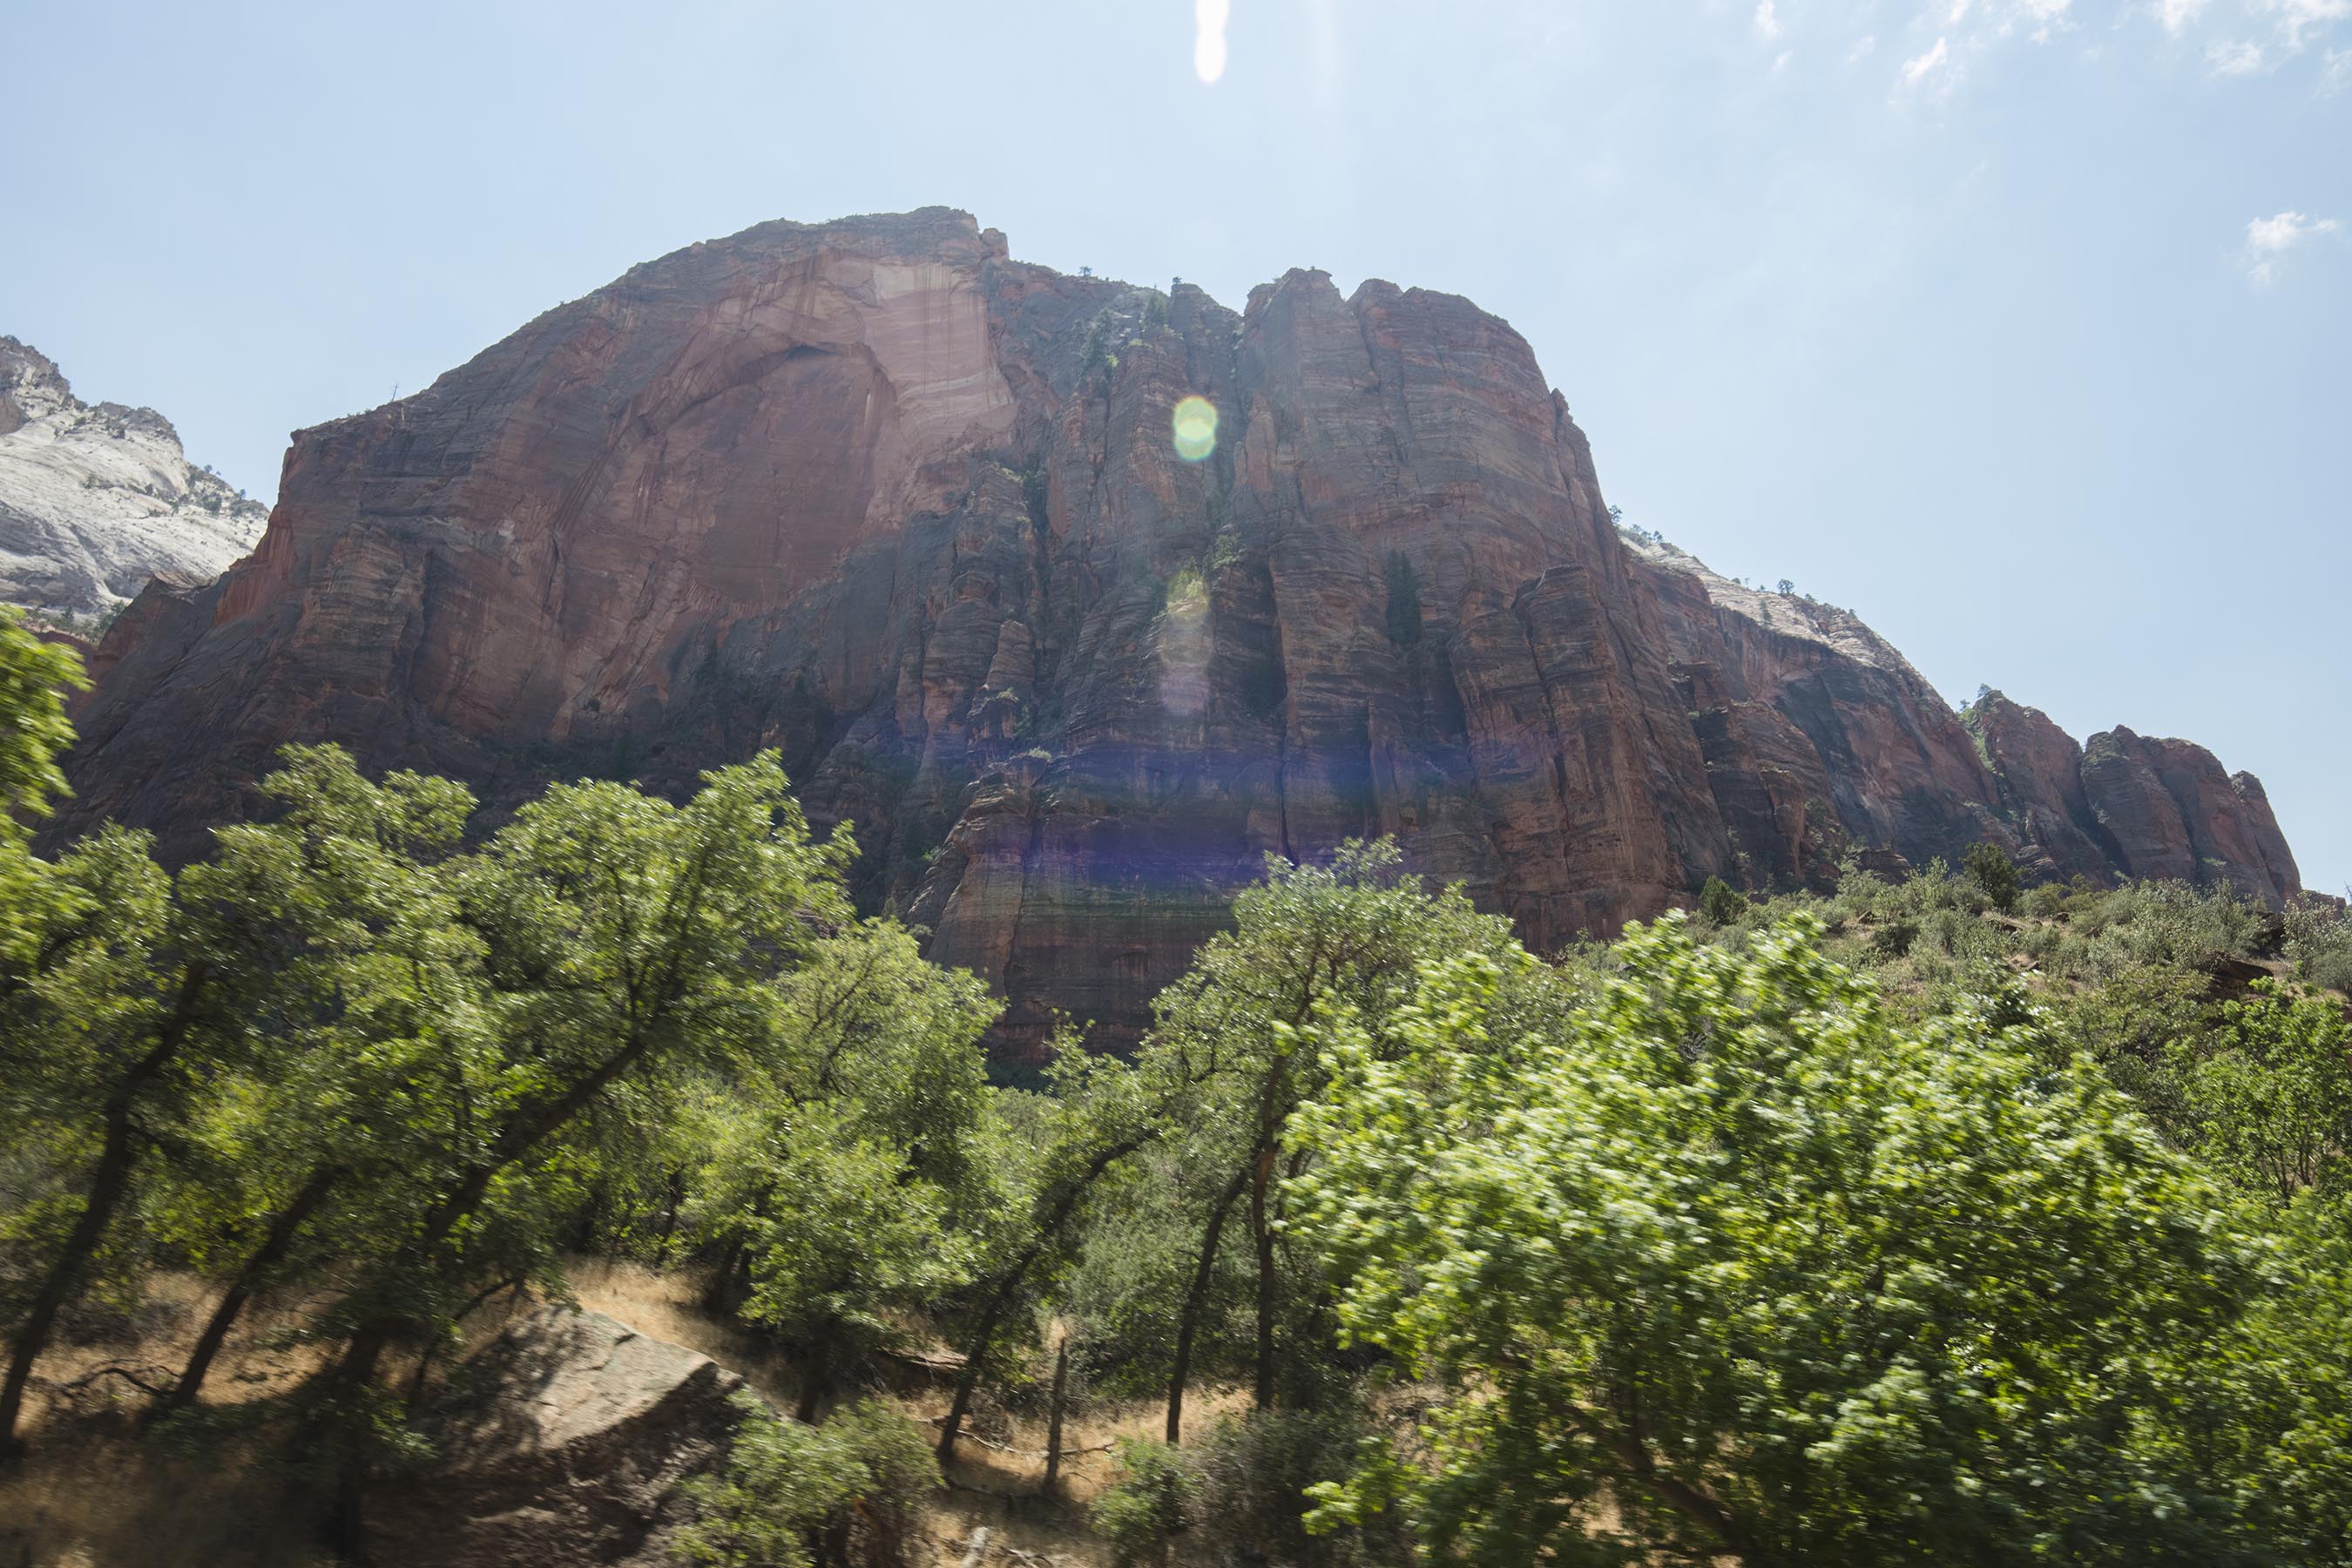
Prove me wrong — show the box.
[1166,1165,1248,1443]
[652,1168,686,1263]
[0,962,208,1456]
[1042,1336,1070,1497]
[936,1131,1152,1463]
[1249,1140,1278,1412]
[157,1162,343,1421]
[936,1283,1018,1464]
[795,1328,828,1424]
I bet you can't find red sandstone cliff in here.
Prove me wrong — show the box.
[54,209,2301,1059]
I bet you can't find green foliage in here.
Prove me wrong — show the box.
[2284,896,2352,995]
[677,1392,936,1568]
[1093,1437,1195,1566]
[1102,841,1529,1412]
[2178,986,2352,1205]
[1292,914,2269,1565]
[1183,1409,1408,1568]
[7,599,2352,1568]
[673,922,1007,1404]
[1963,840,2020,911]
[0,610,84,834]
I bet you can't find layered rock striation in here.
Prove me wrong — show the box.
[0,337,267,618]
[51,209,2301,1060]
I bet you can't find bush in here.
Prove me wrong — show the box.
[676,1393,936,1568]
[1094,1437,1194,1567]
[1698,876,1746,927]
[1964,841,2021,912]
[1188,1409,1409,1567]
[2285,897,2352,996]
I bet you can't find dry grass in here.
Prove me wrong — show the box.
[553,1258,1223,1567]
[0,1257,1248,1568]
[0,1423,337,1568]
[0,1275,339,1567]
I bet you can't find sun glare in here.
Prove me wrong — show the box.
[1172,395,1219,461]
[1194,0,1230,84]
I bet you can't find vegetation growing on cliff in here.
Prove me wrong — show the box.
[3,605,2350,1565]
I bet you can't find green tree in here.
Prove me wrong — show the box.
[0,823,183,1455]
[2179,985,2352,1205]
[324,752,853,1397]
[1094,1437,1196,1567]
[1963,841,2021,912]
[1697,874,1745,926]
[933,1031,1164,1462]
[689,920,1005,1418]
[1126,841,1523,1436]
[149,747,483,1418]
[1291,914,2268,1565]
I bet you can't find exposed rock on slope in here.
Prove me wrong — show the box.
[368,1306,743,1568]
[0,337,267,618]
[52,210,2302,1060]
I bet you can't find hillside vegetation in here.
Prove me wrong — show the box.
[2,604,2350,1567]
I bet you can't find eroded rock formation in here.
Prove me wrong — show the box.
[53,209,2301,1062]
[0,337,267,618]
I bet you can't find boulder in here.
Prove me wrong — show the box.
[368,1306,744,1568]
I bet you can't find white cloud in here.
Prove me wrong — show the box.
[2158,0,2212,35]
[1755,0,1782,38]
[1948,0,1973,22]
[1848,33,1879,61]
[2326,46,2352,88]
[1775,46,1797,70]
[2243,210,2344,285]
[2207,37,2268,71]
[2260,0,2352,50]
[2012,0,2072,42]
[1901,35,1953,86]
[1193,0,1230,84]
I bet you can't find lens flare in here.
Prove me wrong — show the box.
[1194,0,1230,84]
[1172,395,1219,462]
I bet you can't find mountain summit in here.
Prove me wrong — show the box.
[51,210,2299,1058]
[0,337,267,618]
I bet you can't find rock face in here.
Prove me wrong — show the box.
[368,1306,745,1568]
[0,337,267,618]
[51,209,2303,1063]
[2074,727,2301,905]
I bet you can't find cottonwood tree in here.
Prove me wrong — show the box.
[684,920,1006,1418]
[0,611,207,1455]
[324,752,854,1401]
[1291,914,2272,1566]
[1129,841,1522,1438]
[151,747,484,1418]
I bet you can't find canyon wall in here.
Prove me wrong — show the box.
[52,210,2300,1060]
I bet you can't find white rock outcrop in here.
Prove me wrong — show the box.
[0,337,266,618]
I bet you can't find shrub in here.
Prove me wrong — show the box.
[1188,1409,1409,1567]
[1964,841,2021,912]
[1094,1437,1195,1567]
[2285,897,2352,997]
[676,1393,936,1568]
[1698,876,1746,927]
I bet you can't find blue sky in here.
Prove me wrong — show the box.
[8,0,2346,889]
